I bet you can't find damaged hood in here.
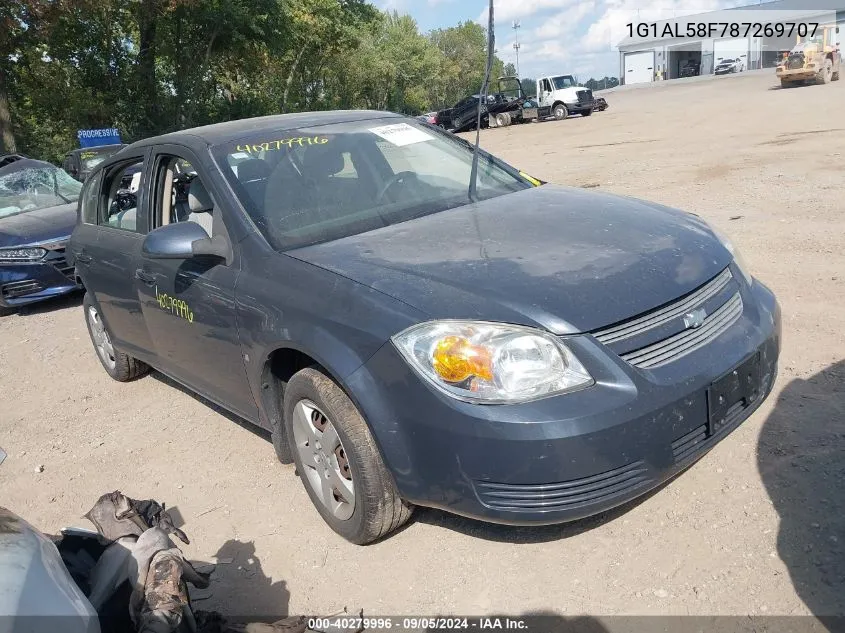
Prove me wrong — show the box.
[288,185,732,334]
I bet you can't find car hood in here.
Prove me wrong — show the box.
[0,202,77,248]
[288,185,732,334]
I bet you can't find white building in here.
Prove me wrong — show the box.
[617,0,845,84]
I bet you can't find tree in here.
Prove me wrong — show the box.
[503,62,516,77]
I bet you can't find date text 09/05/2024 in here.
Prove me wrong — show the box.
[627,21,819,39]
[306,617,528,631]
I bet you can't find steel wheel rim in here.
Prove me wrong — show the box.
[87,306,116,370]
[292,399,355,521]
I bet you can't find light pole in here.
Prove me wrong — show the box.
[512,20,521,77]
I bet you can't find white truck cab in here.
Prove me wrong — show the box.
[536,75,596,119]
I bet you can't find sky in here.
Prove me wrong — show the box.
[377,0,746,80]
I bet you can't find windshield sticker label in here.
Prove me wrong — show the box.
[236,136,328,154]
[156,287,194,323]
[369,123,433,147]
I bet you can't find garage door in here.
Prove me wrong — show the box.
[624,51,654,85]
[713,38,749,70]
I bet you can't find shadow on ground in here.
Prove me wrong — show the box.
[197,539,291,621]
[757,360,845,616]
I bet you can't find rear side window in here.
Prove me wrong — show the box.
[80,171,102,224]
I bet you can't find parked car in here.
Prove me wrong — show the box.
[0,153,27,169]
[680,60,701,77]
[714,57,746,75]
[62,144,127,182]
[415,112,438,125]
[70,111,781,545]
[0,158,83,314]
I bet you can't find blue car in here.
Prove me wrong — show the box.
[0,159,83,314]
[69,111,780,544]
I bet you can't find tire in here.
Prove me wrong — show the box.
[83,292,149,382]
[581,108,592,117]
[780,78,792,89]
[552,103,568,120]
[816,59,832,85]
[832,71,840,82]
[283,367,412,544]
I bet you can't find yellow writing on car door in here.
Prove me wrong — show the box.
[155,287,194,323]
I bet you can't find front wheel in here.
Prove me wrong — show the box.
[284,367,412,544]
[832,71,840,82]
[816,59,832,84]
[84,293,149,382]
[553,103,568,120]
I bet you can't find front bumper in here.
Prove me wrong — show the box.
[776,67,817,80]
[0,242,80,309]
[346,276,781,525]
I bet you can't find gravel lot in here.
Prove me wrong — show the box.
[1,70,843,620]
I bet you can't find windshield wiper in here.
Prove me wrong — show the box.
[468,0,494,204]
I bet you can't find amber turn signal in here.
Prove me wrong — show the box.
[432,336,494,383]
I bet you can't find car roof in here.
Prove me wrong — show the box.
[126,110,405,152]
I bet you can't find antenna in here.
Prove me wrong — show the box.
[469,0,494,203]
[512,20,521,77]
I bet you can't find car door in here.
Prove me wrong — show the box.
[70,150,156,362]
[134,145,257,419]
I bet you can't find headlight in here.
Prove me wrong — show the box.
[711,227,753,286]
[0,247,47,262]
[392,321,594,404]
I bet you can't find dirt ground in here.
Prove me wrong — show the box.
[1,70,843,621]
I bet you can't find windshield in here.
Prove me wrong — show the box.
[0,164,83,219]
[552,76,576,90]
[211,118,531,251]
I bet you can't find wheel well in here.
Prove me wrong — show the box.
[259,347,322,433]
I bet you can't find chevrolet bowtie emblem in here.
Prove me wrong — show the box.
[683,308,707,330]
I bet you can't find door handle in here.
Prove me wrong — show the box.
[135,269,157,286]
[73,251,92,264]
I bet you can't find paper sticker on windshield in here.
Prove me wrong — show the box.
[369,123,433,147]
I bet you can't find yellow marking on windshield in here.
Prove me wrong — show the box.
[520,171,542,187]
[236,136,329,154]
[155,287,194,323]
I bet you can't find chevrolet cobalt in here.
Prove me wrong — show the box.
[69,111,780,544]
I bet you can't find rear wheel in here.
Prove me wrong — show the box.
[581,108,592,117]
[780,78,792,88]
[832,70,840,82]
[552,103,568,120]
[284,367,412,544]
[84,293,149,382]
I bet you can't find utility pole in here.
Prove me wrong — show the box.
[512,20,521,77]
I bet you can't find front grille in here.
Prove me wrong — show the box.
[1,279,44,299]
[593,268,743,369]
[621,293,743,369]
[786,53,804,70]
[576,89,593,104]
[474,461,652,511]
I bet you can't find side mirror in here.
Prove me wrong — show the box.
[142,221,229,263]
